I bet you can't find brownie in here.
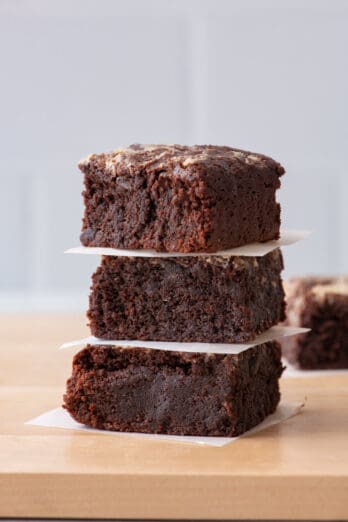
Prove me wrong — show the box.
[78,144,284,253]
[281,276,348,369]
[88,249,285,343]
[63,342,283,437]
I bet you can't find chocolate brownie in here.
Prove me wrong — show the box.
[88,249,285,343]
[282,276,348,369]
[63,342,283,437]
[78,144,284,253]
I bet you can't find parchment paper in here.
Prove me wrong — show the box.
[65,229,311,258]
[60,326,310,355]
[26,401,304,447]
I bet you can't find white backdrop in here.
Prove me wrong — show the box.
[1,0,347,310]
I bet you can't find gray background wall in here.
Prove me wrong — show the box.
[1,0,347,311]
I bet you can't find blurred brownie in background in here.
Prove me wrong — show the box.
[78,144,284,253]
[281,276,348,369]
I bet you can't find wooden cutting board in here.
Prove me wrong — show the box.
[0,314,347,520]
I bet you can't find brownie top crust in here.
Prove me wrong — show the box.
[286,276,348,300]
[285,275,348,323]
[311,280,348,299]
[78,143,285,178]
[71,342,282,374]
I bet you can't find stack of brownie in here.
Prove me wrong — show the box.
[64,144,287,437]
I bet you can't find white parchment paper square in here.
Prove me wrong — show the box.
[65,229,311,259]
[26,401,303,447]
[60,326,310,355]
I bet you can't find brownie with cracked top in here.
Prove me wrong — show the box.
[63,342,283,437]
[78,144,284,253]
[88,249,285,343]
[281,276,348,369]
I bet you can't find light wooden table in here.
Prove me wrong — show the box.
[0,314,347,520]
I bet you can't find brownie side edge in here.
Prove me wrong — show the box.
[87,250,285,343]
[63,342,283,437]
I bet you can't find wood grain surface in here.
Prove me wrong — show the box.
[0,314,347,520]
